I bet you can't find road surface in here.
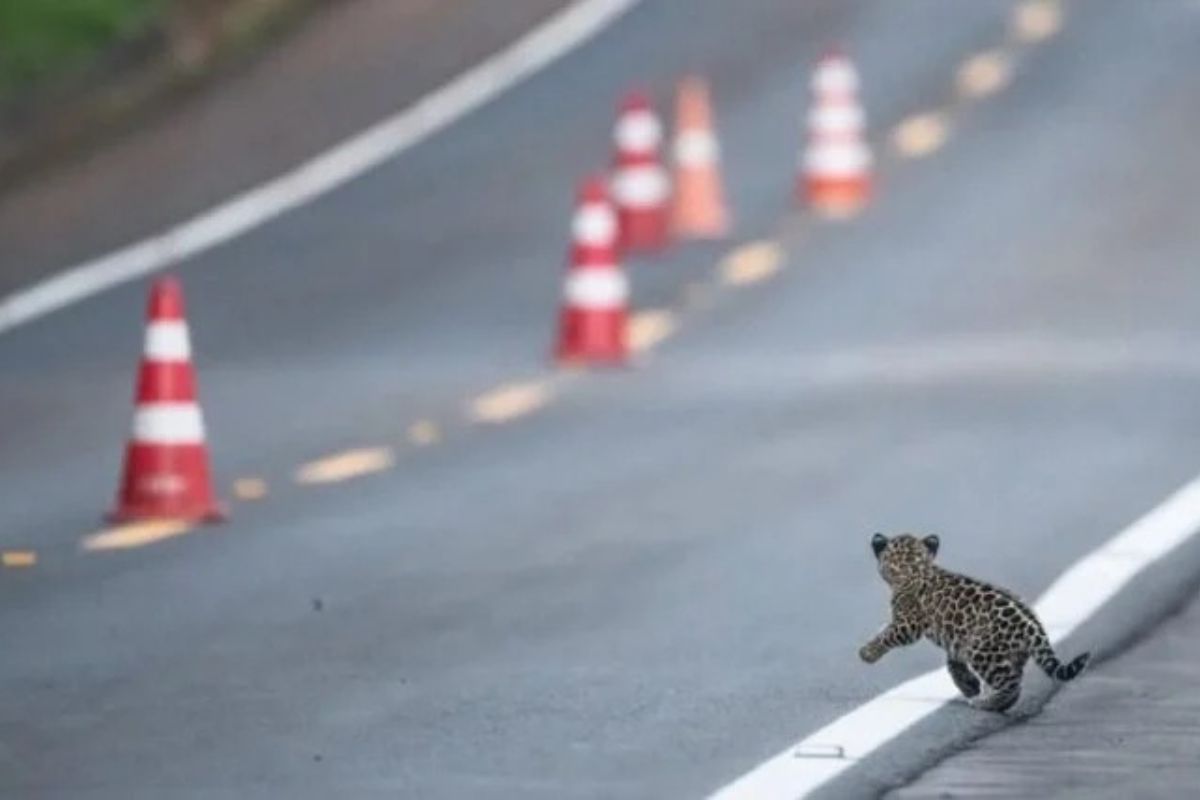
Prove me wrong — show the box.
[2,0,1200,797]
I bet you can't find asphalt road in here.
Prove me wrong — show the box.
[2,0,1200,797]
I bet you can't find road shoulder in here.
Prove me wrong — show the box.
[0,0,570,297]
[812,518,1200,800]
[890,577,1200,798]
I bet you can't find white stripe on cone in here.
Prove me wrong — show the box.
[143,321,192,361]
[132,404,207,444]
[573,204,618,246]
[565,268,629,308]
[804,144,872,175]
[812,60,859,95]
[616,111,663,152]
[612,165,670,208]
[808,104,866,134]
[675,130,719,167]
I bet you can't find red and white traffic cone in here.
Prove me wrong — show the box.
[554,176,629,365]
[799,50,873,217]
[611,90,672,253]
[109,276,225,523]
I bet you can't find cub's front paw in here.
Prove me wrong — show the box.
[858,643,882,664]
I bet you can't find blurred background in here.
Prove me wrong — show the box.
[1,0,315,181]
[2,1,1199,798]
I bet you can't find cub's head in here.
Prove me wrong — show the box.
[870,532,939,585]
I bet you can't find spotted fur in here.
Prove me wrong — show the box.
[858,533,1091,713]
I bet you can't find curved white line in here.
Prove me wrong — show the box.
[707,474,1200,799]
[0,0,644,335]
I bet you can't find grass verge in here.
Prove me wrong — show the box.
[0,0,168,96]
[0,0,320,187]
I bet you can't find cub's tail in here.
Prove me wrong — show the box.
[1033,638,1092,682]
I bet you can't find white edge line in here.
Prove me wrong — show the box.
[708,473,1200,799]
[0,0,643,334]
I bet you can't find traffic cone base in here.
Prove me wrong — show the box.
[555,308,628,364]
[804,176,872,217]
[555,263,630,363]
[109,442,226,522]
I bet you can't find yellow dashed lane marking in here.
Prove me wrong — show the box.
[296,447,395,485]
[720,241,784,287]
[1012,0,1062,43]
[82,520,194,552]
[469,381,552,424]
[232,477,268,500]
[2,551,37,568]
[628,309,678,353]
[957,50,1013,99]
[892,112,950,159]
[407,419,441,446]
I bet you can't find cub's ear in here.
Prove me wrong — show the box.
[871,533,888,557]
[922,534,940,556]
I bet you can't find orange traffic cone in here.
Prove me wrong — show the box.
[109,276,225,523]
[554,176,629,365]
[611,90,671,253]
[800,49,873,217]
[671,76,730,239]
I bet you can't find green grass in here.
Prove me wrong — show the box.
[0,0,169,93]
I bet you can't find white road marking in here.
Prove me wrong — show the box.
[0,0,644,335]
[708,472,1200,799]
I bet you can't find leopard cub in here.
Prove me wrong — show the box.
[859,532,1090,713]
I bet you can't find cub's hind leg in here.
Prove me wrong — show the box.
[970,656,1025,713]
[946,658,980,698]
